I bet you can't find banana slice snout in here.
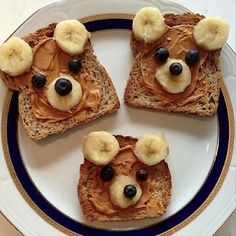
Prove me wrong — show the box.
[133,7,167,43]
[54,19,90,55]
[47,74,82,111]
[193,17,229,51]
[135,134,169,166]
[110,175,142,209]
[82,131,120,166]
[0,36,33,76]
[155,59,191,94]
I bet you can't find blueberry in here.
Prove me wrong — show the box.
[68,58,82,73]
[185,50,200,66]
[169,62,183,75]
[136,169,148,181]
[100,166,114,181]
[123,185,137,198]
[55,78,72,96]
[31,73,46,88]
[154,47,169,62]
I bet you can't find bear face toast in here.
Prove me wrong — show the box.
[0,20,120,140]
[125,7,230,116]
[78,131,171,221]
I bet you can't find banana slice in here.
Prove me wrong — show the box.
[82,131,120,166]
[54,19,90,55]
[47,74,82,111]
[156,59,191,94]
[132,7,167,43]
[109,175,142,209]
[0,36,33,76]
[193,17,230,51]
[135,134,169,166]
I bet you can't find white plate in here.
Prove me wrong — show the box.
[0,0,235,235]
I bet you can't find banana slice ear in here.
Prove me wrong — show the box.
[134,134,169,166]
[193,17,230,51]
[133,7,168,43]
[54,19,90,55]
[0,36,33,77]
[82,131,120,166]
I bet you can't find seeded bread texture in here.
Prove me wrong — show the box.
[16,23,120,140]
[125,13,221,116]
[78,135,172,221]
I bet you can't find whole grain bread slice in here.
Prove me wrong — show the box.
[125,13,221,116]
[14,23,120,140]
[78,135,172,221]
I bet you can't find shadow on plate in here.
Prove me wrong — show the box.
[18,112,120,168]
[124,106,217,138]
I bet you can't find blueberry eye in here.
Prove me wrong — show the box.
[68,58,82,73]
[100,166,114,181]
[136,168,148,181]
[32,73,46,88]
[185,49,200,66]
[154,47,169,62]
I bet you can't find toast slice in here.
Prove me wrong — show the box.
[125,13,221,116]
[78,135,172,221]
[1,23,120,140]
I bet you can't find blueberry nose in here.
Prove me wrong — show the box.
[169,62,183,76]
[55,78,72,96]
[123,184,137,198]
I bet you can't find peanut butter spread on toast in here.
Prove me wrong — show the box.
[141,25,208,106]
[2,38,101,122]
[86,146,166,215]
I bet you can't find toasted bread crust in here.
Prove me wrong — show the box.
[78,135,172,221]
[15,23,120,140]
[126,13,221,116]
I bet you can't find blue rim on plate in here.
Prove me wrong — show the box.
[5,18,231,236]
